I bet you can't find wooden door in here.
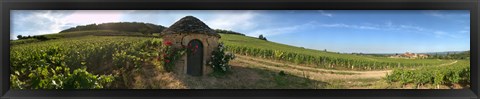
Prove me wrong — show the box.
[187,39,203,76]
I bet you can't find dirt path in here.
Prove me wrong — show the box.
[234,54,458,81]
[439,60,458,66]
[234,55,389,80]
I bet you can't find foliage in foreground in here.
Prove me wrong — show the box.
[385,60,470,88]
[10,36,165,89]
[161,40,185,72]
[208,43,236,74]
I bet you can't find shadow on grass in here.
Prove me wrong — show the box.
[173,64,330,89]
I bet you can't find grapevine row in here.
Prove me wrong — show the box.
[224,45,447,70]
[10,36,165,89]
[385,60,470,88]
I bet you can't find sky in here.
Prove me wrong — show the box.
[11,10,470,53]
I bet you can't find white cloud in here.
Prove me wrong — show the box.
[12,10,261,39]
[318,23,381,30]
[243,19,465,39]
[11,10,70,39]
[205,11,258,31]
[62,10,125,25]
[433,31,447,38]
[398,25,426,32]
[11,10,127,39]
[459,30,469,34]
[424,10,469,18]
[313,22,466,39]
[425,10,446,18]
[318,10,333,17]
[247,26,299,37]
[247,21,316,37]
[385,21,393,27]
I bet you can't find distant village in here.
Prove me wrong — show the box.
[389,52,429,59]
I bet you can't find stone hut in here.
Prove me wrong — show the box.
[160,16,221,76]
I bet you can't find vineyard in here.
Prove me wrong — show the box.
[9,31,470,89]
[219,34,454,71]
[10,36,165,89]
[218,33,470,88]
[386,60,470,88]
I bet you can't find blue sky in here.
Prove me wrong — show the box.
[11,10,470,53]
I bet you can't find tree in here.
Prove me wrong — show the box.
[17,35,23,39]
[138,28,149,35]
[258,34,267,41]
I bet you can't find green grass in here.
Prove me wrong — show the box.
[10,38,41,45]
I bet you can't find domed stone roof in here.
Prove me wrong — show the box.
[161,16,220,37]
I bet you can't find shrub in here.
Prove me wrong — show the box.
[161,40,185,72]
[63,68,114,89]
[208,43,235,74]
[258,34,268,41]
[278,71,286,76]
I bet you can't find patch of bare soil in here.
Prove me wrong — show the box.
[171,65,265,89]
[110,59,187,89]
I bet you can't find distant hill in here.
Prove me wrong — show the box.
[11,30,149,45]
[60,22,248,36]
[60,22,167,35]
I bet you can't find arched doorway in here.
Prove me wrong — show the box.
[187,39,204,76]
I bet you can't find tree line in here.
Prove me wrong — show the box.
[16,35,50,41]
[428,51,470,60]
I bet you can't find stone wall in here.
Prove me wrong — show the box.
[163,33,220,76]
